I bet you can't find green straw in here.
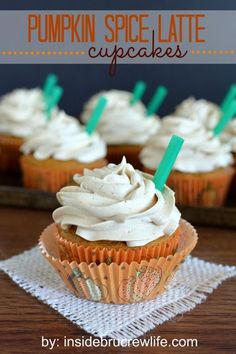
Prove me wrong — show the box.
[147,85,168,116]
[43,73,58,98]
[130,81,147,105]
[153,135,184,192]
[86,96,107,135]
[213,99,236,136]
[221,84,236,112]
[46,86,63,117]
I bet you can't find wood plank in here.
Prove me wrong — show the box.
[0,186,58,210]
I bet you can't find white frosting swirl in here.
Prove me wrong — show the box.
[53,157,180,247]
[20,111,107,163]
[140,116,233,173]
[175,97,221,130]
[81,90,160,145]
[0,88,48,138]
[221,118,236,153]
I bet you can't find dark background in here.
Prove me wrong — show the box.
[0,1,235,116]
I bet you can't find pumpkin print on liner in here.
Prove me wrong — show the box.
[67,267,108,301]
[118,265,162,303]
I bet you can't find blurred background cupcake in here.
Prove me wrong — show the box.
[140,115,235,207]
[0,74,62,173]
[81,82,167,168]
[20,110,107,192]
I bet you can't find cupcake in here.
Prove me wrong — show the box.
[140,116,234,207]
[39,157,198,304]
[175,97,221,130]
[81,90,160,168]
[20,111,107,192]
[0,88,48,172]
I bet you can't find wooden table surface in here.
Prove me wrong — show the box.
[0,206,235,354]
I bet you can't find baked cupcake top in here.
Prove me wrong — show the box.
[20,111,107,163]
[53,157,180,247]
[175,97,220,130]
[140,116,233,173]
[81,90,160,145]
[221,118,236,153]
[0,88,48,138]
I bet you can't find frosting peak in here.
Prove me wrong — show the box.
[20,111,107,163]
[53,157,180,247]
[81,90,160,145]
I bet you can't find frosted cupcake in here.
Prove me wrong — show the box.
[140,116,234,206]
[81,89,161,168]
[39,156,198,304]
[175,97,221,130]
[20,111,107,192]
[0,88,48,172]
[53,156,181,264]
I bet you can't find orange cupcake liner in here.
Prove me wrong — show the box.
[39,219,198,304]
[107,144,142,169]
[55,227,180,265]
[0,134,23,172]
[143,166,234,207]
[167,168,234,207]
[20,155,107,193]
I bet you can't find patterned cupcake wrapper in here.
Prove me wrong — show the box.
[39,219,198,304]
[0,134,23,172]
[56,228,180,265]
[20,156,107,193]
[143,167,234,207]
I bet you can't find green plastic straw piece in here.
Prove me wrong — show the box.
[153,135,184,192]
[213,99,236,136]
[221,84,236,112]
[86,96,107,135]
[46,86,63,118]
[130,81,147,105]
[43,73,58,98]
[147,85,168,116]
